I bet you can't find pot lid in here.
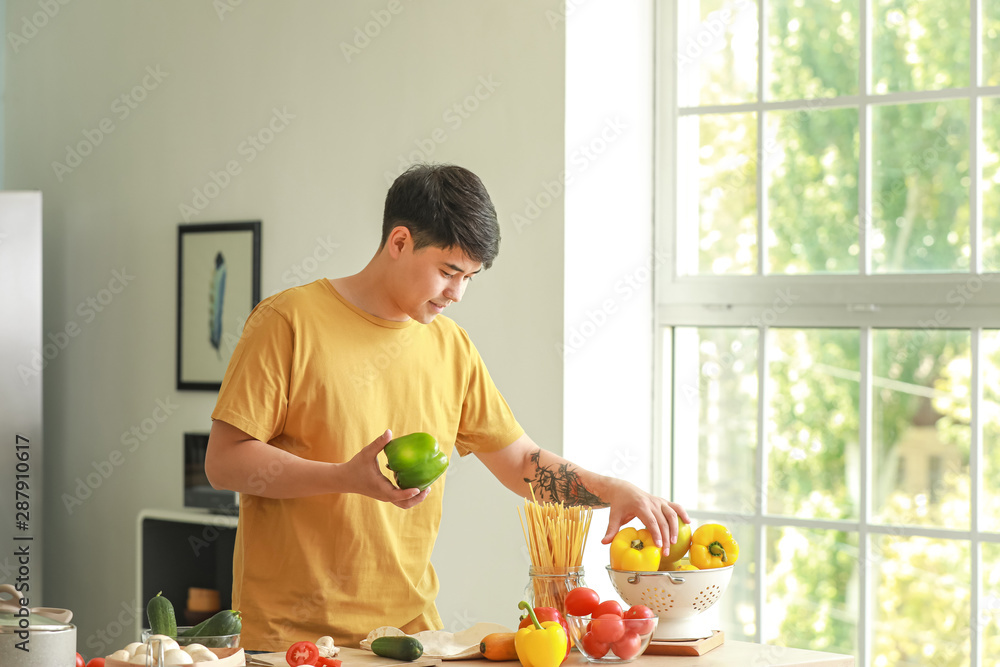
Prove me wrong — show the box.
[0,584,74,629]
[0,610,73,629]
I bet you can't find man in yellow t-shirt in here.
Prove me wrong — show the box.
[205,164,690,652]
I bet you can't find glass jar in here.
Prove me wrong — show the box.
[523,565,586,620]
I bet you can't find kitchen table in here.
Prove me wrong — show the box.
[247,640,854,667]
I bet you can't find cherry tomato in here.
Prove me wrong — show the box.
[86,660,106,667]
[592,600,624,618]
[75,653,86,667]
[564,586,601,617]
[623,604,656,635]
[590,613,625,644]
[611,631,644,660]
[580,631,610,658]
[286,640,320,666]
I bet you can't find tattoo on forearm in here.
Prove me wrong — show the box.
[524,449,607,507]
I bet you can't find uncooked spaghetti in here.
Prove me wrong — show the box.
[518,486,593,613]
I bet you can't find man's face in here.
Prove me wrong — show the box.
[394,240,482,324]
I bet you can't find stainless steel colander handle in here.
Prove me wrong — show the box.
[626,571,687,585]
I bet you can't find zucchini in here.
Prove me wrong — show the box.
[371,636,424,662]
[181,609,242,638]
[146,592,177,637]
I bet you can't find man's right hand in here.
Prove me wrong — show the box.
[342,429,430,509]
[206,420,429,506]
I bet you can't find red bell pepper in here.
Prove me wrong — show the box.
[518,606,570,661]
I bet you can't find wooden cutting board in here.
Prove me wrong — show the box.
[643,630,724,656]
[248,646,444,667]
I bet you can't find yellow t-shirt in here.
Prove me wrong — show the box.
[211,279,524,651]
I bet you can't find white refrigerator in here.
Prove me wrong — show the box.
[0,192,43,603]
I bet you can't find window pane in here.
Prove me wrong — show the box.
[986,0,1000,86]
[677,113,758,276]
[765,108,860,274]
[871,100,970,273]
[766,0,859,100]
[983,542,1000,656]
[672,327,758,513]
[677,0,759,107]
[982,330,1000,532]
[871,0,971,94]
[764,527,859,657]
[766,329,860,520]
[715,521,756,642]
[983,97,1000,271]
[871,329,971,529]
[871,535,971,666]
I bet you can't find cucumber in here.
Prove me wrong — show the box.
[146,592,178,637]
[371,636,424,662]
[181,609,242,638]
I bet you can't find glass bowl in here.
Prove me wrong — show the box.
[141,627,241,649]
[565,614,658,663]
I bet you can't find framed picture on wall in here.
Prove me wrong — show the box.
[176,221,261,391]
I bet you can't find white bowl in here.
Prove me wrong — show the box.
[606,565,734,641]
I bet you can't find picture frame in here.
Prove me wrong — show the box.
[176,221,261,391]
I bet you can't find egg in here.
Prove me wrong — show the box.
[186,648,219,662]
[162,648,195,665]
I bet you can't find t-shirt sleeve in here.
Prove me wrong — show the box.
[454,339,524,457]
[211,301,293,444]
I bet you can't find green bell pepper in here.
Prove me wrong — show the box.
[384,432,449,490]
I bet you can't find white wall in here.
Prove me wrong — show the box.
[4,0,564,656]
[563,2,657,604]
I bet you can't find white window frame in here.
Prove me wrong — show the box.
[654,1,1000,664]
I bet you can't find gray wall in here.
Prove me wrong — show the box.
[4,0,566,656]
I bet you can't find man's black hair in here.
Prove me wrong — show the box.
[382,163,500,269]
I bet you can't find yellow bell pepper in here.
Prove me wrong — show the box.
[689,523,739,569]
[609,526,661,571]
[662,558,699,571]
[514,601,567,667]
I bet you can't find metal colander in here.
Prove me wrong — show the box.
[606,565,734,641]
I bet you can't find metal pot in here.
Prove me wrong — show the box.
[0,584,76,667]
